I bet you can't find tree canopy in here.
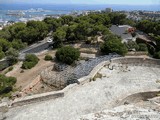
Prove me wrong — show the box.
[22,54,39,69]
[0,74,17,97]
[101,35,128,56]
[56,46,80,65]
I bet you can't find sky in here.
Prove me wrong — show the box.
[0,0,160,5]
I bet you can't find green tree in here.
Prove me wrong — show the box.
[5,48,19,57]
[5,48,19,65]
[66,24,78,41]
[8,22,26,40]
[56,46,80,65]
[0,38,11,52]
[0,47,5,60]
[43,17,61,31]
[61,15,74,25]
[11,39,27,50]
[22,54,39,69]
[53,27,66,48]
[0,74,16,96]
[26,21,48,41]
[101,36,127,56]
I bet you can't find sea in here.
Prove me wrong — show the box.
[0,4,160,22]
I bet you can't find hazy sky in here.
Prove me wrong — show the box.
[1,0,160,5]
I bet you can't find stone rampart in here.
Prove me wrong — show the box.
[2,56,160,108]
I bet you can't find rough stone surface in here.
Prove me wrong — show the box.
[75,105,160,120]
[41,55,120,88]
[5,63,160,120]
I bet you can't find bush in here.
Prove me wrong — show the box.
[0,74,17,96]
[0,47,5,60]
[124,41,139,51]
[138,43,148,51]
[44,54,53,61]
[7,56,18,65]
[22,54,39,69]
[101,37,127,56]
[153,51,160,59]
[56,46,80,65]
[5,66,14,74]
[0,51,5,60]
[8,66,13,71]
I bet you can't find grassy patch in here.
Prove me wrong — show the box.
[44,54,53,61]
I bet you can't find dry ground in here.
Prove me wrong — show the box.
[6,50,56,91]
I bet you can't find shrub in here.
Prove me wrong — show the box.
[44,54,53,61]
[153,51,160,59]
[8,66,13,71]
[7,56,18,65]
[138,43,148,51]
[0,74,17,96]
[0,46,5,60]
[56,46,80,65]
[5,66,14,74]
[124,41,139,51]
[22,54,39,69]
[101,37,127,56]
[0,51,5,60]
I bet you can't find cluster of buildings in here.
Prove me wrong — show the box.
[0,20,14,30]
[124,10,160,21]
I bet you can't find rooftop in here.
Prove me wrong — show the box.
[110,25,133,42]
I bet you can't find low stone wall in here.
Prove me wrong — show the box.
[2,56,160,108]
[11,91,64,107]
[111,57,160,68]
[116,90,160,106]
[78,61,110,85]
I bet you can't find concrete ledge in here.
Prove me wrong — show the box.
[11,91,64,107]
[112,89,160,108]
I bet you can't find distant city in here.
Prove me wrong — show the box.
[0,5,160,30]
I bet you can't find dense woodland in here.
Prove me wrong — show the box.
[0,12,159,60]
[0,12,134,59]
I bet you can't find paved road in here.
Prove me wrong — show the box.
[21,42,52,54]
[19,40,53,60]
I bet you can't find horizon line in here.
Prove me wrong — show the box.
[1,3,160,6]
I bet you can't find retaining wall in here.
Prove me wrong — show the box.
[3,56,160,108]
[111,57,160,68]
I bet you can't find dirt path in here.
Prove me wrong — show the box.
[6,50,56,90]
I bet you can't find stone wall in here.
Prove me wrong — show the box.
[111,57,160,67]
[1,56,160,109]
[11,91,64,107]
